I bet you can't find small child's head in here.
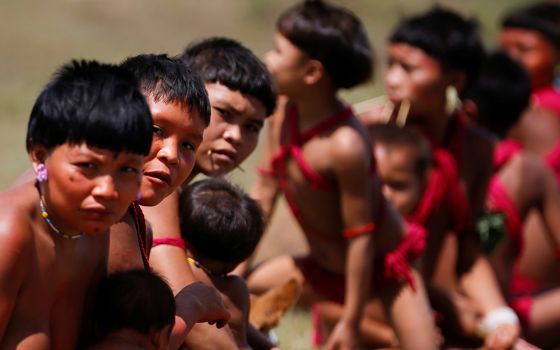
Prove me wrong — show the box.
[499,2,560,90]
[386,6,484,118]
[180,37,277,177]
[370,125,431,216]
[463,51,531,138]
[26,60,152,235]
[93,269,175,350]
[121,54,211,206]
[266,0,373,95]
[179,178,264,277]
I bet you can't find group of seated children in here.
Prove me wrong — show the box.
[3,0,560,349]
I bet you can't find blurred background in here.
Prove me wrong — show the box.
[0,0,528,188]
[0,0,530,346]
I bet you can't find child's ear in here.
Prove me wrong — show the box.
[28,145,49,170]
[446,70,467,94]
[462,99,479,125]
[150,325,173,350]
[303,59,325,86]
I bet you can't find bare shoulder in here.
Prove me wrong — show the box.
[0,184,37,270]
[328,121,370,170]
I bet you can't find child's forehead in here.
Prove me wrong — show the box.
[376,143,420,166]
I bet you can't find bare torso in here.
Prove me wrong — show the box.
[0,182,109,349]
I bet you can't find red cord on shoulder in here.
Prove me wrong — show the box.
[152,237,186,250]
[343,222,375,238]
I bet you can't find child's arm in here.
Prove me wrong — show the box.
[250,96,287,221]
[325,127,375,349]
[0,213,31,337]
[170,281,231,349]
[142,191,197,294]
[535,157,560,254]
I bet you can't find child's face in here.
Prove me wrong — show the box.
[385,43,448,119]
[195,83,266,177]
[499,27,558,90]
[34,143,144,235]
[265,33,311,96]
[375,143,423,216]
[140,95,206,206]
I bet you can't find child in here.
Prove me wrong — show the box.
[180,37,277,180]
[140,39,277,349]
[312,124,435,347]
[465,51,560,348]
[0,60,153,348]
[249,1,438,349]
[89,270,175,350]
[498,2,560,315]
[104,54,231,348]
[178,178,274,349]
[359,7,522,349]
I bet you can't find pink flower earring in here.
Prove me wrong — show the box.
[36,164,48,182]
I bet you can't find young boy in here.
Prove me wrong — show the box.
[89,270,175,350]
[465,51,560,348]
[178,178,275,349]
[248,1,438,349]
[0,60,153,348]
[312,124,434,347]
[139,39,277,349]
[103,54,231,348]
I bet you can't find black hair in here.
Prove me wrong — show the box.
[121,54,211,126]
[277,0,373,89]
[389,6,485,94]
[370,124,431,176]
[464,51,531,138]
[93,269,175,336]
[26,60,152,155]
[180,37,277,117]
[179,178,264,265]
[502,2,560,52]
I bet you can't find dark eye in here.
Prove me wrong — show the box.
[181,141,195,152]
[76,162,95,169]
[245,123,262,134]
[152,125,163,137]
[215,107,231,119]
[121,166,140,174]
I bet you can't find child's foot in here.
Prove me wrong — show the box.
[249,278,302,333]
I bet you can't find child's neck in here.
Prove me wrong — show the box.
[292,88,344,131]
[408,107,452,146]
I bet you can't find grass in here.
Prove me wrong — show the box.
[0,1,532,348]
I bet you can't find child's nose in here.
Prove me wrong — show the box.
[224,124,242,145]
[92,175,118,199]
[157,139,179,165]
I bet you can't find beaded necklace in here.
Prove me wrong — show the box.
[39,196,84,240]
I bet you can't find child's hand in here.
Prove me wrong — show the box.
[176,281,231,329]
[323,320,361,350]
[483,322,520,350]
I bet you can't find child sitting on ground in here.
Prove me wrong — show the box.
[0,60,153,348]
[89,270,175,350]
[179,178,285,350]
[311,124,434,347]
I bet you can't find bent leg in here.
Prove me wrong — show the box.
[381,269,440,350]
[525,288,560,348]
